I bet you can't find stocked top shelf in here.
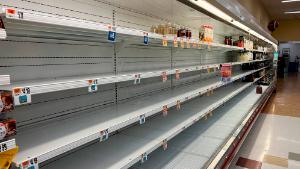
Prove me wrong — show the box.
[13,68,265,165]
[41,80,267,169]
[131,85,268,169]
[0,60,268,96]
[0,7,271,52]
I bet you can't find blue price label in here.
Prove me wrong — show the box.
[108,31,116,42]
[144,36,149,45]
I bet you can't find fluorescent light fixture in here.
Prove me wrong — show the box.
[284,11,300,14]
[188,0,278,49]
[282,0,300,3]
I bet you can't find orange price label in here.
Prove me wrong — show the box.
[162,36,168,47]
[173,37,178,48]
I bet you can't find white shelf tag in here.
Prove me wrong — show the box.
[13,87,31,106]
[20,157,39,169]
[162,139,168,150]
[88,79,98,92]
[0,139,16,153]
[0,75,10,85]
[139,114,146,124]
[99,129,109,142]
[141,153,148,163]
[134,74,141,84]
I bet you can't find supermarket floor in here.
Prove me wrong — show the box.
[229,73,300,169]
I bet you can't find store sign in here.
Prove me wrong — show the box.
[12,87,31,106]
[20,158,39,169]
[88,79,98,92]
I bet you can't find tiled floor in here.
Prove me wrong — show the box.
[229,73,300,169]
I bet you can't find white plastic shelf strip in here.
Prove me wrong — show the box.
[0,28,7,39]
[0,7,247,51]
[0,75,10,85]
[131,85,269,169]
[0,60,266,95]
[13,68,265,165]
[41,81,264,169]
[0,139,16,153]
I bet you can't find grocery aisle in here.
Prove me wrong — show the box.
[230,73,300,169]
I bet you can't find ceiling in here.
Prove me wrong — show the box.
[261,0,300,20]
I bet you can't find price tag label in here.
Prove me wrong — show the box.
[88,79,98,92]
[13,87,31,106]
[141,153,148,163]
[0,139,16,153]
[192,41,197,48]
[163,105,168,117]
[162,139,168,150]
[175,69,180,80]
[108,25,116,42]
[180,38,185,48]
[143,32,149,45]
[198,41,202,49]
[20,158,38,169]
[139,114,146,124]
[134,74,141,84]
[99,129,109,142]
[176,100,181,110]
[171,37,177,48]
[162,36,168,47]
[186,39,190,49]
[161,71,167,82]
[6,8,24,19]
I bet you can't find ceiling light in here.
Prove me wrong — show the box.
[285,11,300,14]
[282,0,300,3]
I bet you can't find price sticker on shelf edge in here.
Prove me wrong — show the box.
[6,8,24,20]
[88,79,98,92]
[134,74,141,84]
[141,153,148,163]
[186,39,190,49]
[176,100,181,110]
[175,69,180,80]
[20,158,38,169]
[99,129,109,142]
[180,38,185,48]
[162,139,168,150]
[108,25,116,42]
[143,32,149,45]
[192,41,197,48]
[163,105,168,116]
[13,87,31,106]
[162,36,168,47]
[139,114,146,124]
[173,37,178,48]
[0,139,16,153]
[161,71,167,82]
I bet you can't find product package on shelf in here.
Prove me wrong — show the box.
[199,24,213,43]
[237,52,253,62]
[0,119,16,141]
[0,91,14,114]
[220,64,232,82]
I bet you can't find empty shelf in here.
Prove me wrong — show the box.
[131,86,269,169]
[41,80,262,169]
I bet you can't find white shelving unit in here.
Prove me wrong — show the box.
[40,81,269,169]
[0,60,267,96]
[0,0,276,168]
[13,68,266,165]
